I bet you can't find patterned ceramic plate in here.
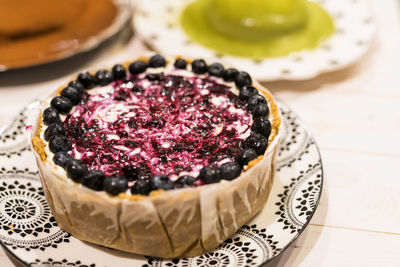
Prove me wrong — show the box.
[0,0,132,72]
[0,100,323,266]
[133,0,375,81]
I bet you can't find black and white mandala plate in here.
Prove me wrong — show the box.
[0,101,323,266]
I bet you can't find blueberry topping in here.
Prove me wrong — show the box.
[44,123,65,141]
[220,162,242,180]
[248,94,267,111]
[131,163,152,180]
[103,175,128,195]
[122,165,139,181]
[66,160,87,182]
[82,170,105,191]
[241,133,268,155]
[43,107,61,125]
[130,179,151,195]
[61,86,81,105]
[61,72,252,181]
[235,71,252,88]
[191,59,208,74]
[77,72,96,89]
[251,117,272,137]
[199,166,221,184]
[175,175,196,188]
[50,96,72,114]
[238,148,258,166]
[208,63,225,77]
[68,81,85,95]
[150,174,174,191]
[252,103,270,118]
[239,85,258,101]
[149,54,167,68]
[146,73,164,81]
[53,151,72,168]
[95,69,114,86]
[223,68,239,82]
[129,60,148,75]
[174,58,187,69]
[49,135,72,153]
[112,64,126,80]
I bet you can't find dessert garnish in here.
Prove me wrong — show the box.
[42,54,273,196]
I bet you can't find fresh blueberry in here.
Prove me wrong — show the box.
[174,58,187,69]
[82,170,105,191]
[241,133,268,155]
[251,117,272,137]
[68,81,85,95]
[252,103,270,118]
[66,160,87,182]
[61,86,81,105]
[191,59,208,74]
[44,123,65,141]
[53,151,72,168]
[220,162,242,181]
[50,96,72,114]
[239,85,258,101]
[199,166,221,184]
[77,72,96,89]
[130,179,151,195]
[248,94,267,111]
[150,174,174,191]
[103,175,128,195]
[43,107,61,125]
[208,63,225,77]
[122,165,139,181]
[95,69,114,86]
[235,71,252,88]
[112,64,126,80]
[148,54,167,68]
[129,60,148,75]
[49,135,71,153]
[238,148,258,166]
[175,175,196,188]
[223,68,239,82]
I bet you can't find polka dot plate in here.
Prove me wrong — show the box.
[133,0,375,81]
[0,100,323,266]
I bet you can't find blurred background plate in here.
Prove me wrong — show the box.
[0,0,132,72]
[133,0,375,81]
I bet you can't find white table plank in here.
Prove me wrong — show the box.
[268,224,400,267]
[270,91,400,156]
[311,148,400,234]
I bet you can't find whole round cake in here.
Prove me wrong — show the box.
[31,55,281,258]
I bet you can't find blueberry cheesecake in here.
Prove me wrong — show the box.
[31,55,281,258]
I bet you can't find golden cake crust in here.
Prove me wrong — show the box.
[31,56,281,258]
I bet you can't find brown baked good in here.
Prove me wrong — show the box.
[30,55,281,258]
[0,0,117,68]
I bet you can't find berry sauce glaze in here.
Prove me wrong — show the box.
[63,71,252,179]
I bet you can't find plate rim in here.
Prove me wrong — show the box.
[261,99,324,265]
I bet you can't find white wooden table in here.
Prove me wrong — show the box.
[0,0,399,265]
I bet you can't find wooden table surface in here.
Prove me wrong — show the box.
[0,0,399,266]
